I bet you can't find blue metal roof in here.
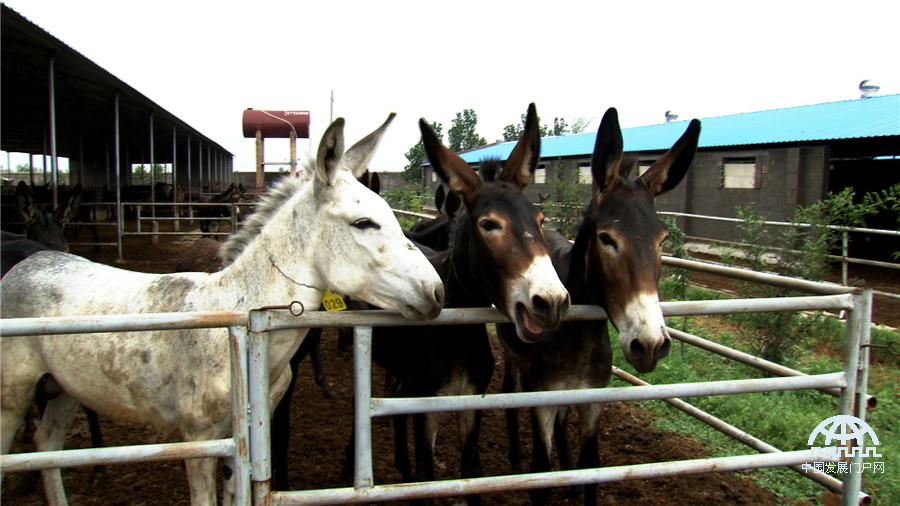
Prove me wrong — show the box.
[459,94,899,163]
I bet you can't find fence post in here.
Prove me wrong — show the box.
[353,325,375,489]
[842,230,849,286]
[229,325,252,504]
[248,311,272,505]
[840,289,873,506]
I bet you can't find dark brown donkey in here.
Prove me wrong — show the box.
[362,104,570,504]
[498,108,701,506]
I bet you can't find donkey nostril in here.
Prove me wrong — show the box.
[532,295,549,314]
[658,336,672,358]
[629,339,646,359]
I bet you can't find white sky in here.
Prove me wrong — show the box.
[3,0,899,173]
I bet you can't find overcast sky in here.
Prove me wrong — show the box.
[3,0,898,174]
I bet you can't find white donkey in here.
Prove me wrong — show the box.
[1,114,445,504]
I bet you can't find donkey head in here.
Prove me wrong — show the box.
[312,114,444,320]
[421,103,570,342]
[15,181,82,252]
[583,108,700,373]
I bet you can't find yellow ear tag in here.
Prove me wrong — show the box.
[321,289,347,311]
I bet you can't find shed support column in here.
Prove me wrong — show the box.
[289,130,297,177]
[186,135,193,219]
[149,113,158,243]
[48,58,59,207]
[114,94,123,262]
[172,125,180,232]
[255,129,264,189]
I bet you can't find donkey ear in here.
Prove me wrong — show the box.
[434,184,446,212]
[591,107,624,195]
[501,103,541,189]
[341,113,396,179]
[420,118,481,205]
[639,119,700,196]
[54,183,82,226]
[317,118,346,186]
[443,186,461,218]
[15,181,36,222]
[368,172,381,194]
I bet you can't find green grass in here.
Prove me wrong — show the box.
[613,279,900,504]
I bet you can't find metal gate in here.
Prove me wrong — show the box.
[0,257,874,505]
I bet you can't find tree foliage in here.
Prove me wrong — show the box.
[448,109,486,153]
[402,121,443,183]
[502,114,592,141]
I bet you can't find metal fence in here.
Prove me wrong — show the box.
[659,211,900,286]
[0,258,875,505]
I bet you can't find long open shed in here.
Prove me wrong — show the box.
[1,4,233,203]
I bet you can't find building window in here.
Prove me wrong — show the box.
[430,169,437,183]
[722,157,759,189]
[534,165,546,184]
[638,161,654,177]
[577,163,592,184]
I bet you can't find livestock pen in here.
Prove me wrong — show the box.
[0,258,877,505]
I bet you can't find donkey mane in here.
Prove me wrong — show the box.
[219,170,309,266]
[478,157,502,182]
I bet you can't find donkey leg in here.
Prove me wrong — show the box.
[458,409,484,506]
[553,406,582,501]
[184,457,219,505]
[554,405,575,470]
[35,392,80,506]
[306,330,332,398]
[528,405,558,506]
[501,366,525,474]
[576,402,603,506]
[411,412,440,506]
[84,407,108,485]
[271,343,305,491]
[412,412,436,483]
[1,403,32,488]
[392,413,413,481]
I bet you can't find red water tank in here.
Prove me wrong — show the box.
[242,109,310,138]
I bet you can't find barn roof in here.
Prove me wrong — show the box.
[459,94,900,163]
[1,4,232,163]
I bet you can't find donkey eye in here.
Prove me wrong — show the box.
[598,232,618,251]
[352,218,380,230]
[479,219,502,232]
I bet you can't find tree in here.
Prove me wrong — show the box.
[550,117,568,136]
[448,109,486,153]
[502,114,585,141]
[403,121,443,183]
[570,116,592,134]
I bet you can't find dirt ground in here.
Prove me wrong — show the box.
[3,220,897,505]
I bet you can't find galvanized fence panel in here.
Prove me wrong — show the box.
[0,260,875,505]
[0,311,253,504]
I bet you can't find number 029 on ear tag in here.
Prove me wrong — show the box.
[321,289,347,311]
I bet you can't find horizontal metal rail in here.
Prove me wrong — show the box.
[667,327,876,407]
[391,209,435,220]
[660,211,900,238]
[367,373,846,417]
[1,439,235,473]
[610,367,869,505]
[270,450,838,505]
[0,311,245,337]
[250,295,852,332]
[663,256,854,295]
